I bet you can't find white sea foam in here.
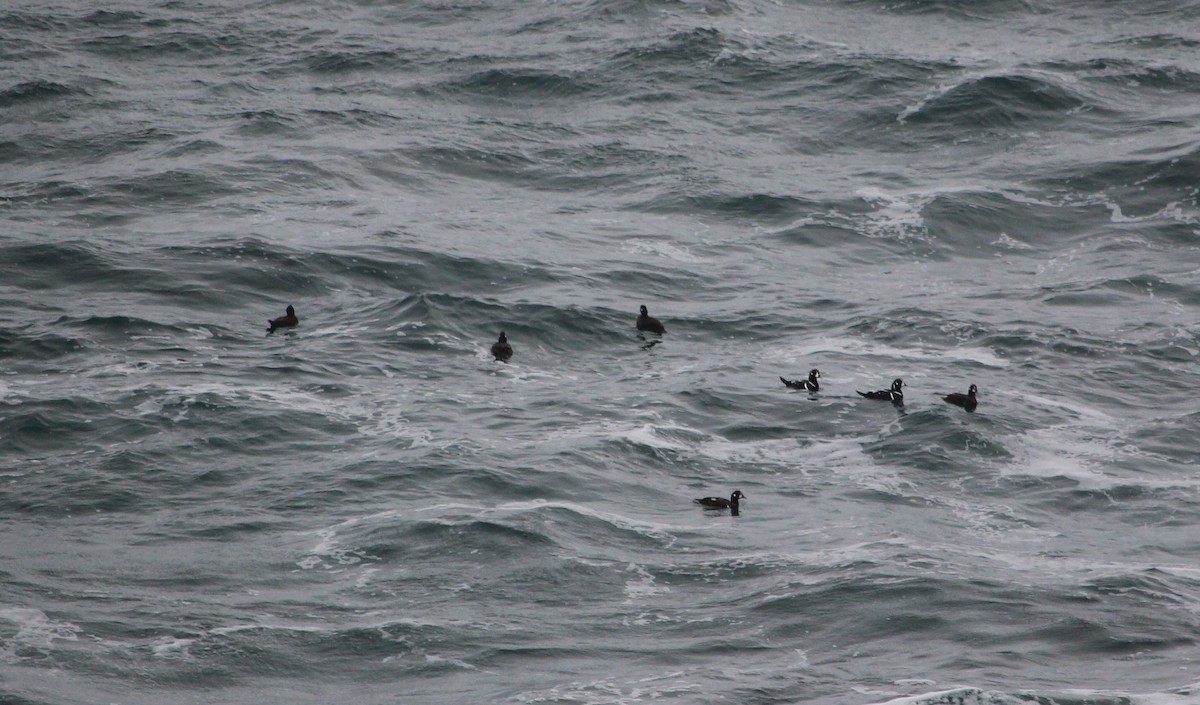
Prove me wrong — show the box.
[0,607,82,661]
[855,187,931,241]
[1001,425,1123,488]
[1047,688,1200,705]
[616,422,694,453]
[416,499,689,547]
[697,434,863,470]
[775,335,1009,368]
[515,672,702,705]
[621,238,702,263]
[1019,392,1116,426]
[209,622,328,637]
[866,686,1000,705]
[297,525,380,571]
[622,563,669,602]
[990,232,1036,250]
[150,636,196,658]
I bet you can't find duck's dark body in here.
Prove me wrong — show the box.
[857,378,905,404]
[267,305,298,333]
[491,331,513,361]
[781,369,820,392]
[695,490,745,516]
[943,384,978,411]
[636,305,666,335]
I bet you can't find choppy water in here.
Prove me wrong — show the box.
[3,1,1200,703]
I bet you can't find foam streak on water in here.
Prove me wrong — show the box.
[2,0,1200,703]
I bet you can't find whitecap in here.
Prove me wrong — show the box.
[417,499,688,547]
[617,422,693,453]
[855,187,930,241]
[623,563,669,602]
[297,525,380,571]
[1010,429,1115,480]
[515,673,702,705]
[990,232,1035,250]
[0,607,82,661]
[1020,392,1117,426]
[621,237,702,263]
[150,636,196,658]
[698,434,864,470]
[867,686,996,705]
[777,335,1009,368]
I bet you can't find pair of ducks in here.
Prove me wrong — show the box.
[266,306,520,365]
[265,305,517,364]
[781,370,978,412]
[487,305,666,362]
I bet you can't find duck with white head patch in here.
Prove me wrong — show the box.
[695,490,745,516]
[857,378,905,405]
[780,369,820,392]
[636,305,666,335]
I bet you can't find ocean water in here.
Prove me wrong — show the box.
[2,0,1200,703]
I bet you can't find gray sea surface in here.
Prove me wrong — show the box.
[2,1,1200,703]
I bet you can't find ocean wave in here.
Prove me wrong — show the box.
[1033,143,1200,222]
[0,241,209,302]
[0,80,78,107]
[0,607,82,664]
[231,108,305,137]
[635,190,822,224]
[867,688,1016,705]
[1109,32,1200,51]
[899,72,1094,130]
[841,0,1033,19]
[0,327,83,361]
[405,142,540,182]
[442,68,600,101]
[299,48,414,75]
[609,27,731,79]
[80,30,253,60]
[1066,57,1200,92]
[0,10,68,33]
[584,0,740,21]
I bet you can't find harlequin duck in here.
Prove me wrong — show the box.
[857,378,904,404]
[780,369,820,392]
[267,305,298,333]
[490,331,513,362]
[943,384,977,411]
[695,490,745,516]
[636,305,666,335]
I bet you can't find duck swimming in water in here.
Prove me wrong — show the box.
[636,305,666,335]
[267,305,298,333]
[857,378,904,404]
[695,490,745,516]
[490,331,513,361]
[943,384,978,411]
[780,369,820,392]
